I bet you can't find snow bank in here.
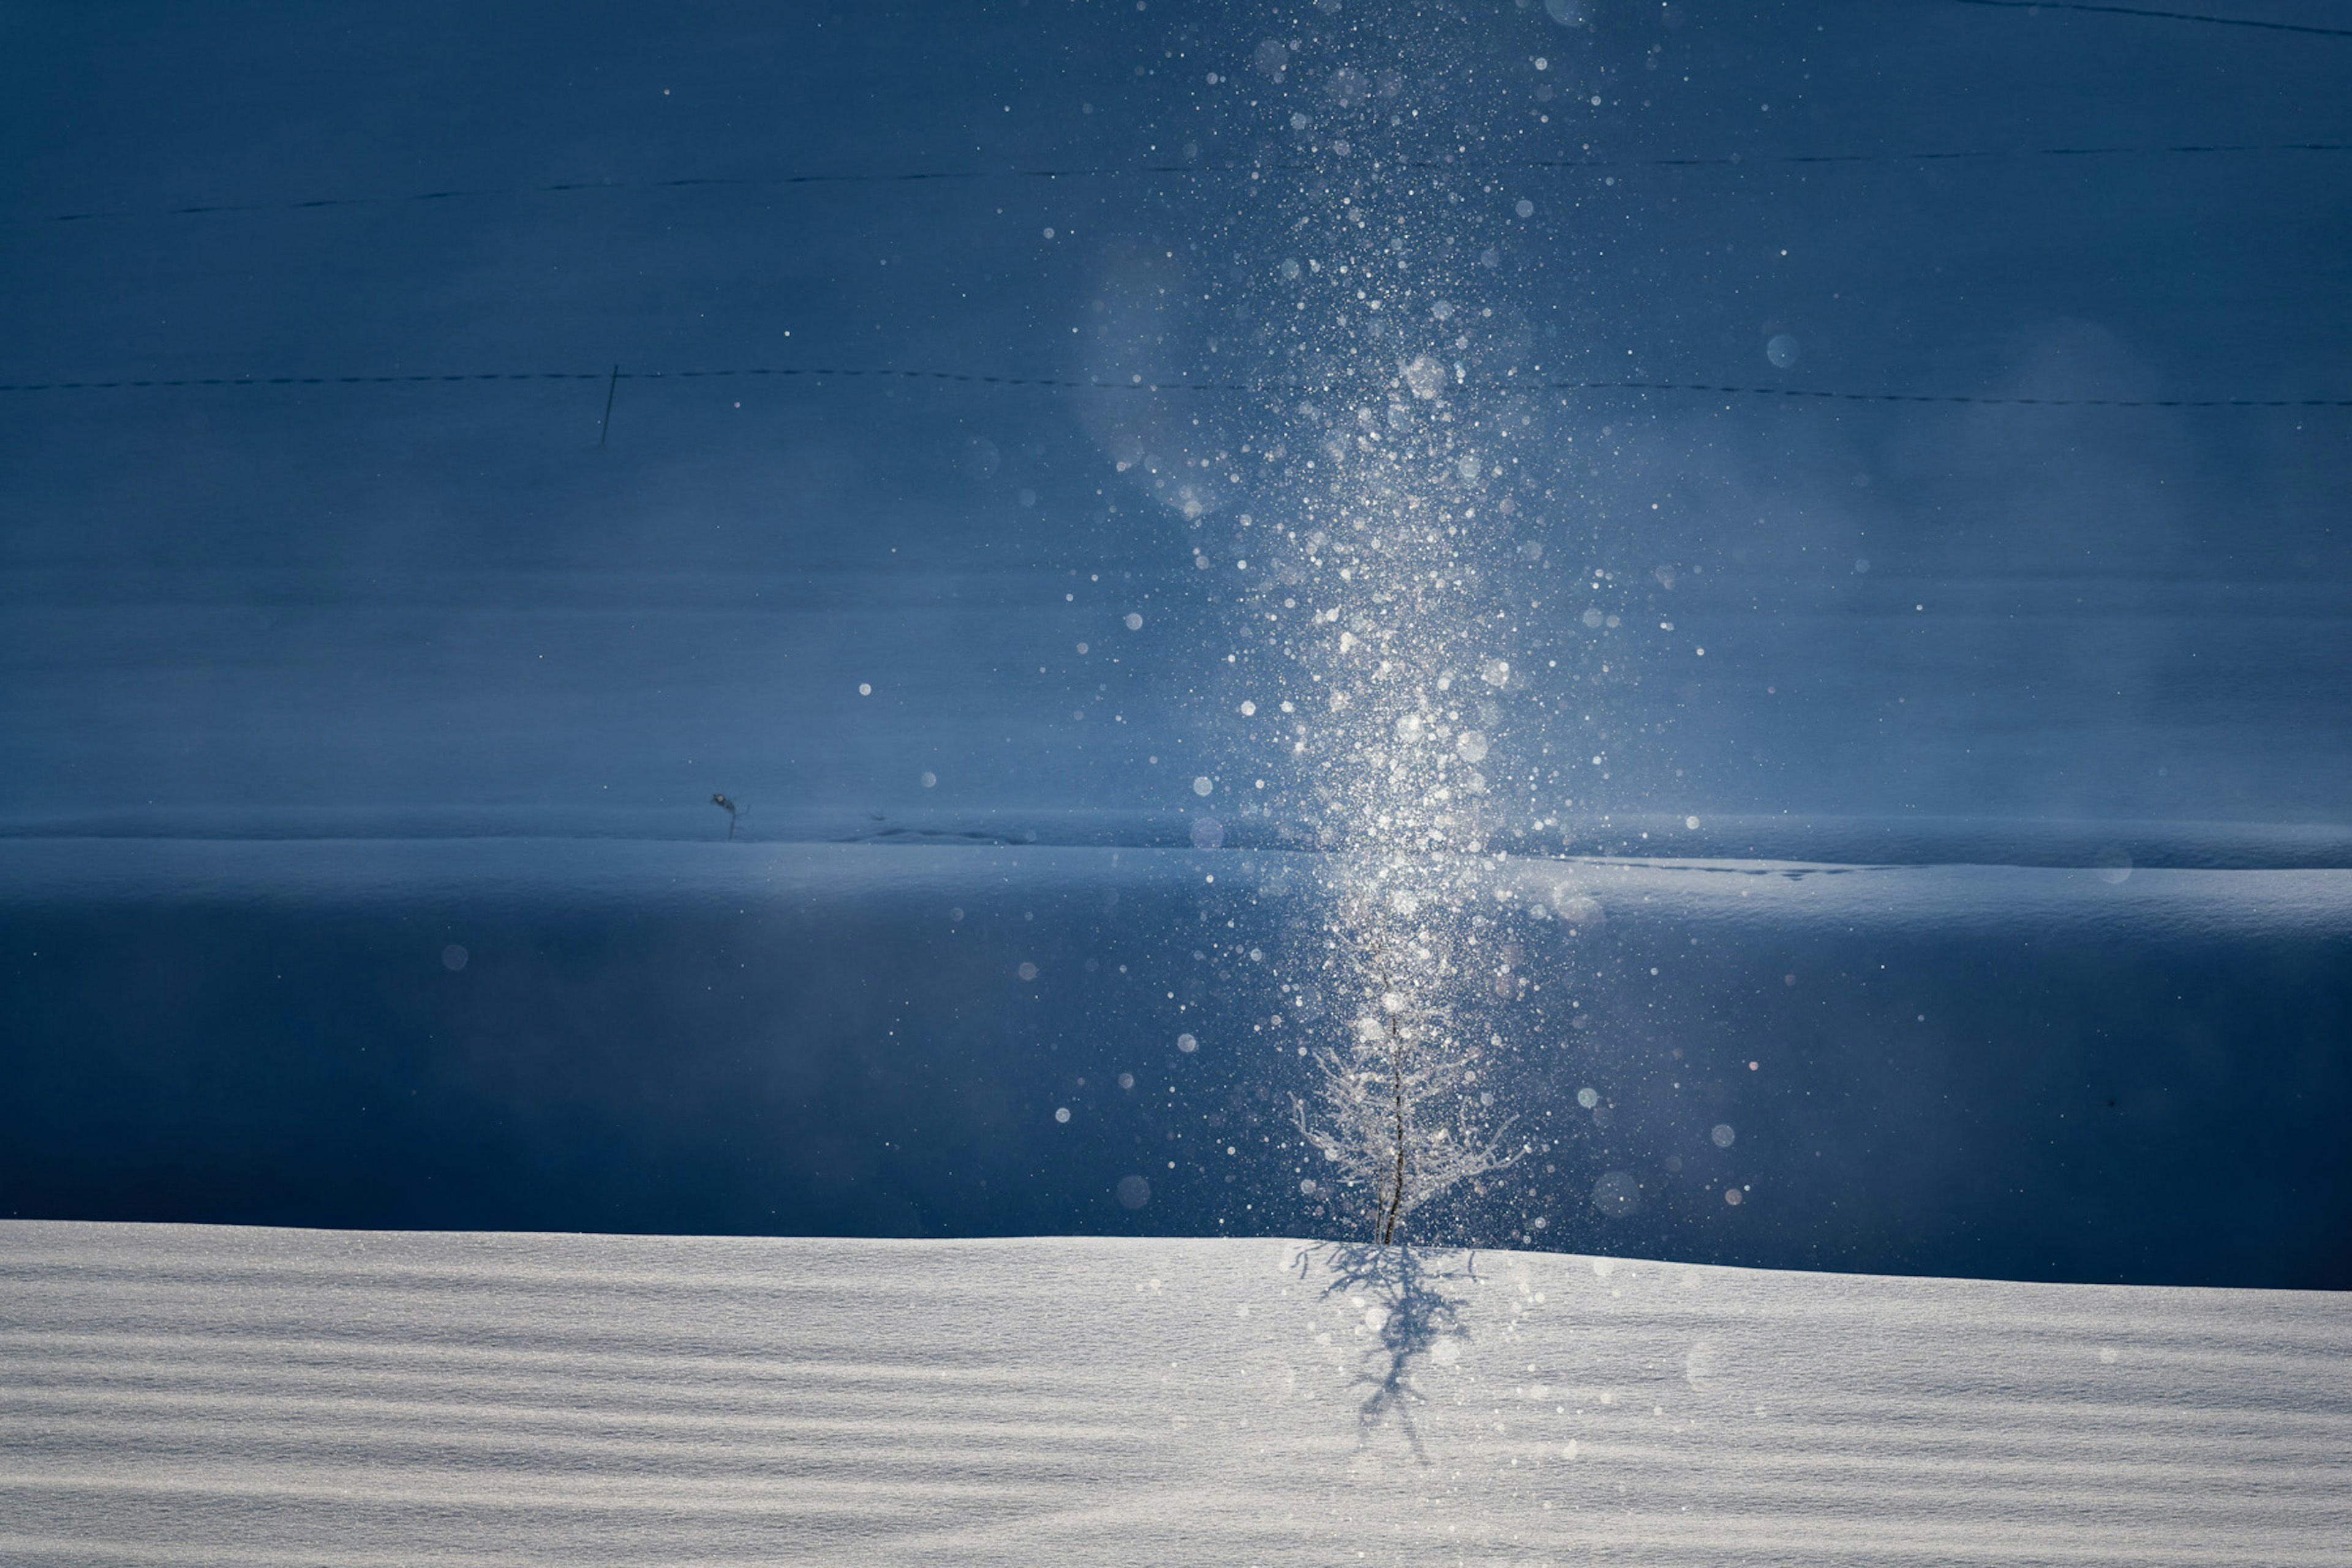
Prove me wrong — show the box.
[2,1222,2344,1565]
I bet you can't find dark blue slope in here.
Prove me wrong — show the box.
[4,839,2345,1289]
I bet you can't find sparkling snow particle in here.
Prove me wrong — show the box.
[1455,730,1489,762]
[1125,611,1145,630]
[440,944,468,971]
[1055,1106,1071,1123]
[1191,816,1225,850]
[1591,1170,1642,1218]
[1766,334,1800,368]
[858,682,872,696]
[1192,775,1215,796]
[1515,198,1534,218]
[1177,1032,1199,1054]
[1018,962,1039,981]
[1577,1087,1599,1109]
[1711,1124,1736,1148]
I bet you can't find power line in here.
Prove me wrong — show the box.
[1526,140,2350,170]
[0,365,2342,409]
[6,140,2345,227]
[1950,0,2352,39]
[1562,379,2350,409]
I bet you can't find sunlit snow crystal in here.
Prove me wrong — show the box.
[1592,1170,1642,1217]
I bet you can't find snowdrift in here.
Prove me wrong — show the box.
[2,1221,2345,1565]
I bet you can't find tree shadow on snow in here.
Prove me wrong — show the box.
[1297,1241,1479,1463]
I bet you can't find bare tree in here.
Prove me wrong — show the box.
[1294,921,1517,1246]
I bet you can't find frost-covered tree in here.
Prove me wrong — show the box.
[1294,908,1517,1245]
[1071,13,1588,1248]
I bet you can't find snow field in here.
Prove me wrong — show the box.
[1,1221,2345,1565]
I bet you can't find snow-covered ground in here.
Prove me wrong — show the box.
[2,1221,2343,1566]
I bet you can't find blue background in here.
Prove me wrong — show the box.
[1,0,2346,1285]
